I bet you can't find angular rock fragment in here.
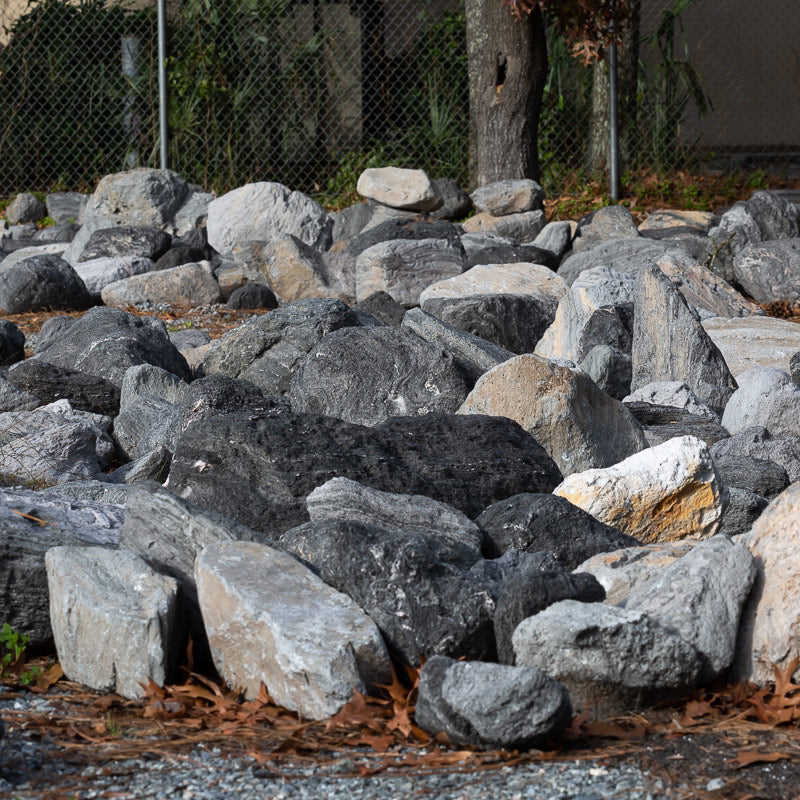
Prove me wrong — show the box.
[470,179,544,217]
[461,210,546,242]
[415,656,571,749]
[196,541,391,717]
[78,225,171,263]
[46,546,179,699]
[553,435,727,543]
[101,261,220,308]
[711,425,800,482]
[702,316,800,376]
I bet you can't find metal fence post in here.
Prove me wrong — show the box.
[157,0,168,170]
[608,0,620,202]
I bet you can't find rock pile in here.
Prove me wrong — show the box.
[2,168,800,748]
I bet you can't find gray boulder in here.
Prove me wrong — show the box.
[513,600,703,718]
[196,540,391,717]
[5,193,46,225]
[477,493,640,569]
[33,306,192,386]
[717,488,769,538]
[732,238,800,303]
[0,488,123,648]
[0,243,68,271]
[0,255,91,313]
[460,234,558,271]
[711,425,800,482]
[579,345,632,400]
[354,290,405,326]
[225,282,278,310]
[461,210,546,242]
[623,381,720,421]
[470,179,545,217]
[533,221,573,260]
[573,205,639,252]
[280,519,495,665]
[713,453,789,500]
[624,536,757,681]
[108,446,172,485]
[77,225,171,262]
[356,167,441,212]
[721,367,800,437]
[415,656,571,749]
[100,260,221,308]
[430,178,472,220]
[206,182,331,257]
[289,326,468,426]
[46,191,87,224]
[0,377,40,412]
[73,255,155,297]
[46,546,179,699]
[631,263,737,414]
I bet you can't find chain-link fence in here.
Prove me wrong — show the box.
[0,0,798,203]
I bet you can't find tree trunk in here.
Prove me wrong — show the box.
[585,0,641,173]
[465,0,548,187]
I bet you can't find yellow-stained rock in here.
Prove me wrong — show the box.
[554,435,727,543]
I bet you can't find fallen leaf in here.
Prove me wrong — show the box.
[729,750,791,769]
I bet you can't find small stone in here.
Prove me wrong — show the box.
[470,180,545,217]
[461,210,546,242]
[225,283,278,310]
[356,167,441,212]
[5,193,46,225]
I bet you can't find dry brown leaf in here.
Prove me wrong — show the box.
[729,750,792,769]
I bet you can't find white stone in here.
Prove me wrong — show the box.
[703,316,800,376]
[72,256,154,296]
[356,167,440,212]
[101,261,220,308]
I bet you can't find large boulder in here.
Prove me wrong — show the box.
[77,225,172,263]
[732,238,800,303]
[702,316,800,376]
[721,367,800,437]
[196,540,391,717]
[572,205,639,252]
[0,255,91,313]
[289,326,468,426]
[101,261,221,308]
[469,180,544,217]
[167,411,562,541]
[356,167,441,212]
[553,436,727,543]
[206,182,331,257]
[458,354,647,476]
[711,426,800,482]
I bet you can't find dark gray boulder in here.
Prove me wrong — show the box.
[78,226,172,263]
[477,493,640,568]
[463,239,558,270]
[0,255,91,313]
[623,402,730,448]
[199,298,366,395]
[345,218,463,259]
[32,222,81,243]
[46,191,87,224]
[791,350,800,388]
[421,294,555,354]
[289,326,469,426]
[225,283,278,310]
[33,315,77,352]
[0,319,25,366]
[168,411,562,541]
[579,344,632,400]
[712,453,789,500]
[494,568,605,664]
[353,290,405,326]
[280,518,496,664]
[430,178,472,221]
[631,263,737,414]
[732,238,800,303]
[33,306,192,386]
[711,426,800,482]
[717,487,769,537]
[5,359,120,415]
[415,655,571,749]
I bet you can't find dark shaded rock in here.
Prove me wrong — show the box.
[280,518,496,664]
[5,359,120,415]
[712,453,789,500]
[168,411,562,541]
[494,568,605,664]
[422,294,554,354]
[107,445,172,484]
[346,218,462,259]
[178,374,287,433]
[717,487,769,537]
[5,193,46,225]
[632,263,737,414]
[430,178,472,220]
[623,402,731,448]
[78,226,172,262]
[477,493,640,568]
[415,655,571,749]
[468,549,562,594]
[533,221,573,260]
[792,350,800,388]
[354,290,405,326]
[33,306,192,386]
[225,283,279,310]
[32,222,80,243]
[464,241,558,270]
[0,255,91,313]
[34,315,77,352]
[289,326,468,426]
[199,298,364,395]
[0,319,25,366]
[154,244,210,270]
[579,344,632,400]
[711,426,800,482]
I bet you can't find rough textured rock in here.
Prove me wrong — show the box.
[101,260,221,308]
[0,243,68,271]
[513,600,703,718]
[415,656,571,749]
[78,225,171,263]
[554,436,727,543]
[458,354,647,476]
[0,255,91,313]
[5,359,120,416]
[717,487,769,538]
[703,316,800,376]
[33,315,77,352]
[289,326,468,426]
[5,192,46,224]
[624,536,756,681]
[356,167,441,212]
[430,178,472,220]
[344,218,462,260]
[199,298,364,395]
[34,306,192,386]
[623,403,730,449]
[461,235,558,271]
[470,180,545,217]
[494,568,605,664]
[573,205,639,252]
[46,546,179,699]
[206,182,331,257]
[713,453,789,500]
[401,307,512,384]
[461,210,546,242]
[73,255,155,297]
[168,411,562,541]
[732,238,800,303]
[579,345,632,400]
[631,263,737,413]
[280,519,495,665]
[0,377,40,413]
[306,477,483,561]
[477,493,640,569]
[108,445,172,485]
[639,209,715,234]
[533,221,573,260]
[711,426,800,482]
[354,290,405,326]
[196,540,391,716]
[0,488,123,647]
[225,282,279,310]
[623,381,719,421]
[0,319,25,366]
[731,483,800,685]
[355,238,464,307]
[46,191,87,224]
[721,367,800,437]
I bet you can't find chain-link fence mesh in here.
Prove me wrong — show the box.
[0,0,798,203]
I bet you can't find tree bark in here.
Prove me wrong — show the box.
[465,0,548,187]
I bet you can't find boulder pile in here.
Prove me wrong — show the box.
[2,168,800,747]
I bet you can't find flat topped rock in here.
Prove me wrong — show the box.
[470,179,544,217]
[702,316,800,376]
[639,209,716,233]
[356,167,441,213]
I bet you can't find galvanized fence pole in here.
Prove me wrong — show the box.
[608,0,620,201]
[157,0,168,170]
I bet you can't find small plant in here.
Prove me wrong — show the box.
[167,320,194,332]
[106,710,123,736]
[0,622,40,685]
